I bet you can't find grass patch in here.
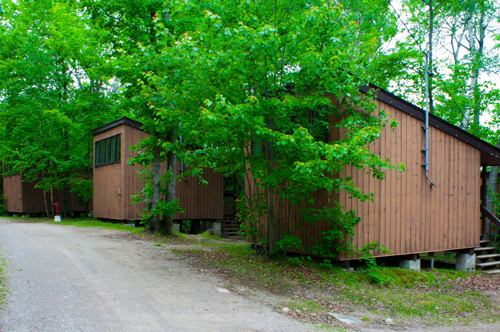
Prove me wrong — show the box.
[6,216,195,245]
[6,216,146,234]
[176,240,500,326]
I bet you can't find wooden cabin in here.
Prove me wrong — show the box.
[249,84,500,261]
[92,117,224,223]
[2,169,88,215]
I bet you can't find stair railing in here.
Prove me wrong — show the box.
[480,205,500,240]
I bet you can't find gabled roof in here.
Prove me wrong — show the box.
[361,84,500,166]
[91,117,143,136]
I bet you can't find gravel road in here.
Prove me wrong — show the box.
[0,218,319,332]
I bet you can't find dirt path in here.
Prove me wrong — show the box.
[0,218,319,332]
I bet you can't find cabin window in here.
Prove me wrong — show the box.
[2,162,19,175]
[95,134,121,167]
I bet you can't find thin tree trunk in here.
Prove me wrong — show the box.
[43,189,50,218]
[161,146,176,235]
[50,187,54,217]
[62,186,71,218]
[149,144,162,233]
[265,120,278,254]
[485,136,500,240]
[428,0,434,114]
[459,10,477,129]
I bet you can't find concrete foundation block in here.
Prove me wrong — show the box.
[171,223,180,233]
[456,253,475,272]
[399,259,421,271]
[212,221,222,237]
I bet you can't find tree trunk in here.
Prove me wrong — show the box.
[428,0,434,114]
[148,144,162,233]
[161,145,176,235]
[459,10,477,129]
[43,189,50,218]
[265,120,278,254]
[485,136,500,240]
[62,186,71,218]
[50,187,54,217]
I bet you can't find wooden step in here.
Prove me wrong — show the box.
[484,269,500,276]
[476,261,500,268]
[476,253,500,260]
[474,246,497,252]
[480,240,490,245]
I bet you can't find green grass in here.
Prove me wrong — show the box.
[176,240,500,325]
[7,216,147,234]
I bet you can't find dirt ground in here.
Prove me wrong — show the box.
[1,218,500,332]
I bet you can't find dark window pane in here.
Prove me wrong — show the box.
[116,135,121,161]
[100,140,105,165]
[106,138,111,163]
[111,136,116,162]
[95,142,100,166]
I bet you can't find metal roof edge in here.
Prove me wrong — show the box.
[92,117,144,136]
[360,84,500,166]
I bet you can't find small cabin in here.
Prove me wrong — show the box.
[248,84,500,264]
[2,169,88,215]
[92,117,225,224]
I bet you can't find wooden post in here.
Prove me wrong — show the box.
[481,165,487,239]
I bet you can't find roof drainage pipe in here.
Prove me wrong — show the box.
[424,52,435,187]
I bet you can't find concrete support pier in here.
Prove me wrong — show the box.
[212,221,222,237]
[456,253,476,272]
[399,255,421,271]
[399,259,421,271]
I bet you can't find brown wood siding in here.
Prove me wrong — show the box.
[94,123,224,221]
[174,166,224,220]
[123,125,150,220]
[93,125,126,220]
[3,174,23,213]
[22,178,48,213]
[336,99,481,259]
[245,97,482,259]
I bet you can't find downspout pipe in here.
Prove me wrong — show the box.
[424,52,435,187]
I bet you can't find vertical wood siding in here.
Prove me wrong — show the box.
[3,174,88,214]
[123,125,150,220]
[3,174,23,212]
[336,99,481,259]
[22,179,48,213]
[174,166,224,220]
[93,125,127,220]
[245,98,481,259]
[94,123,224,221]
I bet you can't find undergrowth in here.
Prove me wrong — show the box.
[176,241,500,325]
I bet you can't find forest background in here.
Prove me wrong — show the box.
[0,0,498,256]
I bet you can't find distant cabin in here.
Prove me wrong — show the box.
[92,117,225,223]
[2,167,88,215]
[248,84,500,261]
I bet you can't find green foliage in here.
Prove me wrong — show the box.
[351,241,392,284]
[131,168,185,231]
[0,0,125,215]
[395,0,500,142]
[147,0,404,256]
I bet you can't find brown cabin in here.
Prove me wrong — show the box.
[92,117,224,222]
[248,84,500,261]
[2,170,88,215]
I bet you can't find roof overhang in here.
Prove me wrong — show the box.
[92,117,144,136]
[360,85,500,166]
